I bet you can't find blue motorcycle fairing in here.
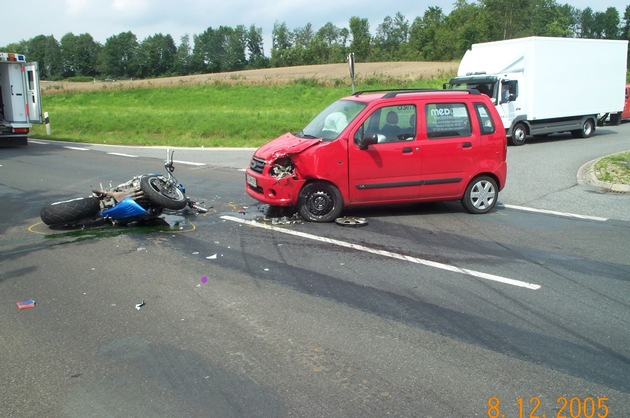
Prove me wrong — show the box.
[102,197,149,220]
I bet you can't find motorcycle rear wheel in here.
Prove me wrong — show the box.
[140,175,187,210]
[40,197,101,226]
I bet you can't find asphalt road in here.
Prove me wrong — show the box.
[1,127,629,417]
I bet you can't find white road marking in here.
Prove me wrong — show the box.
[503,204,608,222]
[221,215,541,290]
[107,152,138,158]
[28,140,48,144]
[173,160,206,166]
[64,146,90,151]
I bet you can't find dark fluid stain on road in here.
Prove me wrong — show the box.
[34,213,195,241]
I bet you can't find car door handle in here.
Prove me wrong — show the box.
[402,147,413,153]
[462,142,472,148]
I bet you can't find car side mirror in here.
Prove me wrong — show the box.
[356,134,378,150]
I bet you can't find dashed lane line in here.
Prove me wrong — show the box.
[107,152,139,158]
[220,215,542,291]
[63,146,90,151]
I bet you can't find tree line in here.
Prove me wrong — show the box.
[2,0,629,81]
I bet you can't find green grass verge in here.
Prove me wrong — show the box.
[31,78,448,148]
[595,151,630,184]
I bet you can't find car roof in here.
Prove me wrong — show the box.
[342,88,485,103]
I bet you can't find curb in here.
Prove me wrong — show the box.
[577,158,630,193]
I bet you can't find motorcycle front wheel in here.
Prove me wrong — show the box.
[40,197,101,226]
[140,175,187,210]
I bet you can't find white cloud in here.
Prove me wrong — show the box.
[111,0,149,15]
[66,0,92,16]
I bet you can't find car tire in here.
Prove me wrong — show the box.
[461,176,498,214]
[298,182,343,222]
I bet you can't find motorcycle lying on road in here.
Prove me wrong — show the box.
[40,149,206,227]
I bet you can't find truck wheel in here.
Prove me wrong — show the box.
[509,123,527,146]
[571,118,595,138]
[461,176,498,214]
[298,182,343,222]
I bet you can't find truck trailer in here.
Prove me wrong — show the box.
[446,37,628,145]
[0,52,42,147]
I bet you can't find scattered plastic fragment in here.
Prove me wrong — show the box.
[192,251,199,255]
[17,299,36,310]
[335,216,368,227]
[206,254,218,260]
[135,300,145,310]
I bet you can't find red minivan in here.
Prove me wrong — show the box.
[245,89,507,222]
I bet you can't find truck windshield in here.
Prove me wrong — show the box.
[451,80,498,101]
[297,99,366,141]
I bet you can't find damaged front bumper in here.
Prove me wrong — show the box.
[245,158,306,206]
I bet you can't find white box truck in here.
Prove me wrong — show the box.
[446,37,628,145]
[0,52,42,147]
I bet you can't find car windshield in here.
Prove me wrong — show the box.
[297,99,366,141]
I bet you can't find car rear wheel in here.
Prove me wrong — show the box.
[298,182,343,222]
[461,176,498,214]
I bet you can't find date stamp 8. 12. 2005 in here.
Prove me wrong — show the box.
[487,396,609,418]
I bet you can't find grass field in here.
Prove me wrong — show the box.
[32,61,458,147]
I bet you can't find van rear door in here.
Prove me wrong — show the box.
[25,62,43,123]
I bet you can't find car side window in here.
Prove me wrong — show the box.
[474,103,496,135]
[361,105,416,143]
[425,103,472,139]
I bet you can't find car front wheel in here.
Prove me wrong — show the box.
[298,182,343,222]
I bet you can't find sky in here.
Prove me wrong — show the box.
[1,0,627,51]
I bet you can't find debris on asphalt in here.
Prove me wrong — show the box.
[135,300,145,310]
[206,254,218,260]
[335,216,368,227]
[17,299,36,310]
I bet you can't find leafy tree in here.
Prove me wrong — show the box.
[349,16,371,61]
[138,34,176,77]
[102,32,140,78]
[315,22,347,63]
[601,7,621,39]
[529,0,573,37]
[440,1,490,59]
[408,7,446,61]
[246,25,268,68]
[224,25,248,71]
[271,21,293,67]
[479,0,530,40]
[61,33,100,78]
[291,23,315,64]
[374,12,409,61]
[623,5,630,40]
[174,34,193,75]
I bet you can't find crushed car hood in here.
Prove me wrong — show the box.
[255,133,321,160]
